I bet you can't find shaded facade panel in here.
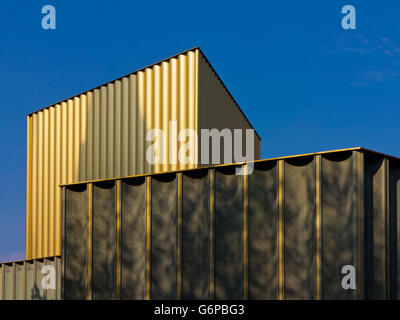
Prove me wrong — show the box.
[56,257,62,300]
[248,162,278,300]
[120,178,146,300]
[182,170,209,299]
[4,264,12,300]
[284,157,315,300]
[0,266,2,300]
[364,154,387,299]
[214,167,243,299]
[321,152,357,300]
[26,261,34,300]
[389,159,400,299]
[15,263,24,300]
[44,257,59,300]
[0,258,62,301]
[35,260,45,299]
[151,174,178,299]
[92,182,117,300]
[64,185,88,300]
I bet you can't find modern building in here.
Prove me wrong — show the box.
[1,49,399,300]
[25,48,261,260]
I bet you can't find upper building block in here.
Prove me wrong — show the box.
[26,47,261,259]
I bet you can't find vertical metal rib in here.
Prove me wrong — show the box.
[145,176,151,300]
[177,173,182,299]
[315,155,322,300]
[1,264,3,300]
[33,260,37,300]
[384,158,390,299]
[87,183,93,300]
[243,165,248,300]
[278,160,284,300]
[116,180,121,300]
[23,261,27,300]
[61,187,66,300]
[356,151,364,299]
[209,169,214,300]
[12,263,15,300]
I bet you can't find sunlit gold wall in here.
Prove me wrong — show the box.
[26,48,261,259]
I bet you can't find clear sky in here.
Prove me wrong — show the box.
[1,1,400,261]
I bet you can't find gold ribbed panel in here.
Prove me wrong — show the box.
[26,48,261,259]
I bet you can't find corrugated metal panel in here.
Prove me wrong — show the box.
[27,48,261,260]
[4,264,12,300]
[389,159,400,299]
[92,182,117,300]
[0,264,2,300]
[120,178,146,299]
[64,185,88,300]
[61,148,400,300]
[0,257,61,300]
[14,263,24,300]
[248,161,278,299]
[181,170,209,299]
[284,157,315,299]
[26,261,34,300]
[197,53,261,164]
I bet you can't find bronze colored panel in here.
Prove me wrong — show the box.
[321,152,356,299]
[182,170,209,299]
[120,178,146,299]
[364,154,386,299]
[0,265,2,300]
[15,263,24,300]
[4,264,12,300]
[56,257,61,300]
[64,185,88,300]
[214,166,243,299]
[151,174,177,299]
[284,157,315,299]
[26,262,34,300]
[248,161,278,299]
[92,181,116,300]
[389,159,400,299]
[45,259,56,300]
[35,260,45,300]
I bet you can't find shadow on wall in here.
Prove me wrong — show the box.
[31,283,44,300]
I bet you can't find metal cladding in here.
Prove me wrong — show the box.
[61,147,400,300]
[0,256,61,300]
[26,47,261,260]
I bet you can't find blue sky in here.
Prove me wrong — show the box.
[1,1,400,261]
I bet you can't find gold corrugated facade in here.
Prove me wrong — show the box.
[26,48,261,260]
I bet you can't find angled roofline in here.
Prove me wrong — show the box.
[196,48,261,140]
[60,147,400,187]
[26,47,261,140]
